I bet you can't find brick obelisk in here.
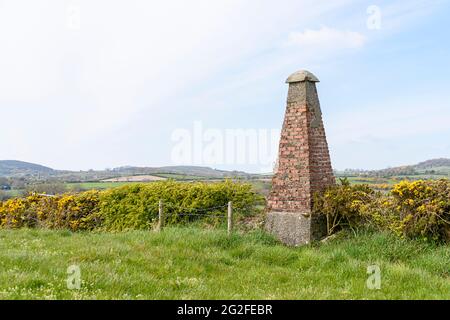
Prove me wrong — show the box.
[266,70,335,246]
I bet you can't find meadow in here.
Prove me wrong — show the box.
[0,227,448,300]
[67,181,138,191]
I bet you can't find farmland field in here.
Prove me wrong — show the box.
[101,175,167,182]
[1,189,21,199]
[152,173,216,180]
[0,227,448,300]
[66,182,141,191]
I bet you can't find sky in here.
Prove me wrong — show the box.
[0,0,449,173]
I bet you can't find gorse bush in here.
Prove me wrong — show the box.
[0,196,34,229]
[314,179,450,243]
[99,180,262,231]
[37,191,102,231]
[0,191,101,231]
[390,180,450,241]
[0,181,263,232]
[313,179,375,235]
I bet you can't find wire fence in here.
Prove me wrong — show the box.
[155,200,234,234]
[18,193,263,234]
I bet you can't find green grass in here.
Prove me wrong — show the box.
[153,173,213,180]
[67,178,216,191]
[67,182,141,191]
[342,175,449,185]
[0,228,448,300]
[340,176,397,185]
[1,189,22,199]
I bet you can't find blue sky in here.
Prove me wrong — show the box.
[0,0,449,172]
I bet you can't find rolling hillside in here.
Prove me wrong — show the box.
[0,160,253,180]
[339,158,450,177]
[0,160,54,177]
[2,158,449,181]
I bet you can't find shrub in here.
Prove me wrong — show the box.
[0,196,38,229]
[0,181,262,232]
[390,180,450,242]
[36,190,102,231]
[314,179,450,243]
[99,180,263,231]
[0,191,101,231]
[313,179,376,235]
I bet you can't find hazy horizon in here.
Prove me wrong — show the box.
[1,156,449,174]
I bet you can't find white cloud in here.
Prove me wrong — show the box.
[287,26,366,51]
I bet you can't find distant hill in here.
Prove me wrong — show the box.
[0,160,254,181]
[414,158,450,169]
[0,160,54,177]
[2,158,449,180]
[111,165,251,179]
[340,158,450,177]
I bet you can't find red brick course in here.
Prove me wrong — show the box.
[267,76,335,214]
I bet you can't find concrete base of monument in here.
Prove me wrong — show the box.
[265,211,327,246]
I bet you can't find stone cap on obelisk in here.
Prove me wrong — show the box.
[285,70,320,83]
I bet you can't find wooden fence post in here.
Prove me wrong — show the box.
[158,200,164,231]
[227,201,233,235]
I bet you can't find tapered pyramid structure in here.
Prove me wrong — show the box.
[266,70,335,246]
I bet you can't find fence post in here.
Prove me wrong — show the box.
[158,200,164,231]
[227,201,233,235]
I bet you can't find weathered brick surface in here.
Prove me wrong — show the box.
[266,70,335,246]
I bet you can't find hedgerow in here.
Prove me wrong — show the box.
[0,180,263,232]
[1,179,448,242]
[0,191,101,231]
[314,179,450,243]
[99,180,262,231]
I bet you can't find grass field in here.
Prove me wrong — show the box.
[1,189,22,199]
[0,227,448,300]
[67,178,218,192]
[153,173,215,180]
[66,181,141,191]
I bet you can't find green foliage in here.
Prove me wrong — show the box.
[25,182,67,195]
[35,191,102,231]
[99,180,263,231]
[0,191,8,201]
[314,178,376,235]
[314,179,450,243]
[390,180,450,242]
[0,180,262,232]
[0,191,101,231]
